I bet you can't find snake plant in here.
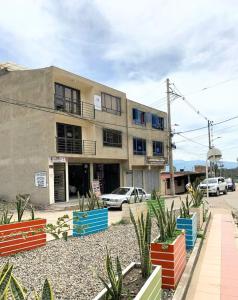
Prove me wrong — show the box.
[152,200,177,243]
[130,210,152,278]
[180,195,192,218]
[0,262,55,300]
[98,248,123,300]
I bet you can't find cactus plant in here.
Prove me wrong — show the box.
[99,249,123,300]
[130,210,152,278]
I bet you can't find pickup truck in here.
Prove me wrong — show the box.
[198,177,227,196]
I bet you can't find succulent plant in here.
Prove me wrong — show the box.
[130,210,152,278]
[98,248,123,300]
[152,200,177,243]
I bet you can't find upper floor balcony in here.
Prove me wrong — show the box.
[56,137,96,156]
[54,95,95,120]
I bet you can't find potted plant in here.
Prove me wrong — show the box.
[187,184,205,230]
[147,191,165,217]
[93,211,162,299]
[150,201,186,289]
[176,196,197,250]
[73,191,108,237]
[0,194,46,257]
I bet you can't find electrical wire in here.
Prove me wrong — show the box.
[176,133,208,148]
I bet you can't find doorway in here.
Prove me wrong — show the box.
[54,163,66,202]
[68,164,90,198]
[93,163,120,194]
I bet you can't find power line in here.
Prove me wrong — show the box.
[175,115,238,134]
[176,133,208,148]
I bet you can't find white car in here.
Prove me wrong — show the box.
[198,177,227,196]
[100,187,150,209]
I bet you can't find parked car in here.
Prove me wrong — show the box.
[225,178,236,192]
[198,177,227,196]
[100,187,150,210]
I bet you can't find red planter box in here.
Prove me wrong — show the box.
[150,232,186,289]
[0,219,46,256]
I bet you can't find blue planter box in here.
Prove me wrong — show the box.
[176,213,197,250]
[73,208,108,237]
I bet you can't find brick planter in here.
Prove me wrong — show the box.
[176,213,197,250]
[73,208,108,237]
[190,206,203,230]
[150,232,186,289]
[147,198,165,217]
[93,263,162,300]
[0,219,46,257]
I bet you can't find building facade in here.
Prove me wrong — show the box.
[0,63,168,205]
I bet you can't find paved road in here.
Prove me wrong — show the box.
[207,188,238,211]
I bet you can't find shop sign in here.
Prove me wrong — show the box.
[49,156,66,165]
[35,171,47,188]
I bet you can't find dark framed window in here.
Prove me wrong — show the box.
[132,108,146,125]
[103,128,122,147]
[133,138,146,155]
[55,83,81,115]
[153,141,164,156]
[152,114,164,130]
[56,123,82,154]
[101,92,121,115]
[167,180,170,189]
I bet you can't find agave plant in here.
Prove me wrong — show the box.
[190,187,204,208]
[0,262,55,300]
[152,200,177,243]
[85,190,102,211]
[180,195,192,219]
[99,249,123,300]
[130,210,152,278]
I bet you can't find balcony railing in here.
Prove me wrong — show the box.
[56,137,96,155]
[54,95,95,119]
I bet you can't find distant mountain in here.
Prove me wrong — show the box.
[169,160,238,171]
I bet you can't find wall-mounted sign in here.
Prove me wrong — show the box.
[49,156,66,165]
[35,171,47,188]
[91,180,101,196]
[94,95,102,110]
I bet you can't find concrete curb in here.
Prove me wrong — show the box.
[172,211,212,300]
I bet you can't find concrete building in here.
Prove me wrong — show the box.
[161,171,206,195]
[0,63,168,206]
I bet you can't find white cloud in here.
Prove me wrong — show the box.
[1,0,238,161]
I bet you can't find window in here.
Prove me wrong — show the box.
[55,83,81,115]
[132,108,146,125]
[133,138,146,155]
[103,128,122,147]
[167,180,170,189]
[152,114,164,130]
[101,92,121,115]
[153,141,164,156]
[56,123,82,154]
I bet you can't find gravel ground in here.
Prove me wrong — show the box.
[0,223,158,300]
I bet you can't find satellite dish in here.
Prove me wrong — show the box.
[207,147,222,162]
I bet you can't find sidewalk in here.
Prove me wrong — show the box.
[186,208,238,300]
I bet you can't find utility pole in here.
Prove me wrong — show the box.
[207,120,212,176]
[208,120,212,149]
[167,78,175,196]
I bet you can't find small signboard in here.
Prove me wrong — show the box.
[49,156,66,165]
[91,180,101,196]
[94,95,102,110]
[35,171,47,188]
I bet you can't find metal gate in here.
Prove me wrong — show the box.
[144,169,160,193]
[133,170,143,187]
[54,163,66,202]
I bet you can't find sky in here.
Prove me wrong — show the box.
[1,0,238,162]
